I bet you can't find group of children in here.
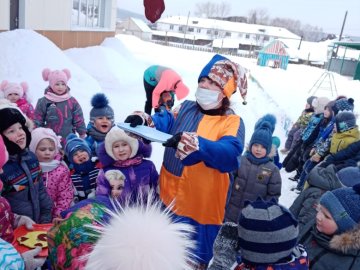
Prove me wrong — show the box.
[0,62,360,270]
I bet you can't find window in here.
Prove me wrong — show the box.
[214,30,218,35]
[179,26,184,32]
[264,36,269,41]
[225,32,231,37]
[245,34,250,39]
[170,25,174,30]
[206,29,211,34]
[197,28,201,33]
[72,0,107,28]
[188,27,194,32]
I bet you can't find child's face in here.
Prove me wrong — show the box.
[35,138,56,162]
[94,116,112,133]
[251,143,267,158]
[2,123,27,150]
[109,178,124,198]
[72,149,90,164]
[52,81,67,95]
[324,107,332,119]
[112,140,132,161]
[316,205,338,235]
[7,93,21,103]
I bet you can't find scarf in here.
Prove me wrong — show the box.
[87,125,107,142]
[45,91,71,102]
[245,151,271,165]
[40,160,61,173]
[73,160,96,174]
[113,155,143,168]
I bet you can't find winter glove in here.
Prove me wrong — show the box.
[162,132,183,149]
[22,247,46,270]
[163,132,199,160]
[14,214,35,230]
[0,135,9,170]
[124,111,154,127]
[208,222,239,270]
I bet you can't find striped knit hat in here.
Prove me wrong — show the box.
[238,198,299,265]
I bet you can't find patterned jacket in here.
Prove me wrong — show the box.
[42,162,73,218]
[34,92,86,143]
[16,98,34,120]
[0,150,53,223]
[0,196,15,242]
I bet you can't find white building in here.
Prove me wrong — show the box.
[0,0,117,49]
[152,16,301,53]
[117,17,152,41]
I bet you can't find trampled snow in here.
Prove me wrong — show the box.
[1,29,360,207]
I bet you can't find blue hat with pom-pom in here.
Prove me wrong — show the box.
[90,93,114,122]
[250,114,276,154]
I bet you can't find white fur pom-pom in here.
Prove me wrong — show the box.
[85,192,196,270]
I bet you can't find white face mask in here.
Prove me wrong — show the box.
[195,87,224,110]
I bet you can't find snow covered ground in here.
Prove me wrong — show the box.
[1,29,360,207]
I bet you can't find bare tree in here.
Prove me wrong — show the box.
[248,8,269,25]
[195,1,230,18]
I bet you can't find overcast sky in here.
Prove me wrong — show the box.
[117,0,360,37]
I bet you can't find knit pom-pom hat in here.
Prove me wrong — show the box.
[0,80,28,99]
[90,93,114,123]
[42,68,71,90]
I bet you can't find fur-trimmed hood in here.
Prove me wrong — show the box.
[330,224,360,253]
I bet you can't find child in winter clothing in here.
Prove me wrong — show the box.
[34,68,86,145]
[281,96,316,154]
[209,198,309,270]
[283,96,330,182]
[29,127,73,219]
[293,99,336,191]
[96,126,159,203]
[0,80,34,119]
[298,184,360,269]
[0,100,53,223]
[225,114,282,223]
[65,133,100,202]
[143,65,190,114]
[85,93,115,156]
[0,171,45,270]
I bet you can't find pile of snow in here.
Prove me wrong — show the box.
[1,29,360,207]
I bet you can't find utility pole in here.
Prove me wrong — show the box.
[182,11,190,45]
[335,10,348,56]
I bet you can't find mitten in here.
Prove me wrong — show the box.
[175,132,199,160]
[14,214,35,230]
[162,132,182,149]
[208,222,239,270]
[0,135,9,170]
[22,247,46,270]
[124,111,154,127]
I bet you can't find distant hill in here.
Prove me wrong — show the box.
[117,8,146,21]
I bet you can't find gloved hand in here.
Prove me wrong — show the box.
[124,114,145,127]
[162,132,183,149]
[22,247,46,270]
[208,222,239,270]
[14,214,35,230]
[0,135,9,170]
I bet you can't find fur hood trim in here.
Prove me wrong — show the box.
[330,224,360,253]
